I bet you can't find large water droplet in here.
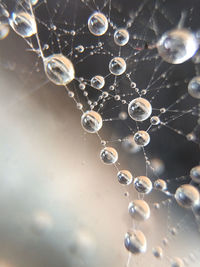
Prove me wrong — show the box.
[100,146,118,164]
[109,57,126,76]
[128,97,152,121]
[81,110,102,133]
[157,28,198,64]
[88,12,108,36]
[175,184,200,208]
[128,199,150,221]
[188,76,200,99]
[10,11,37,38]
[114,28,129,46]
[44,54,75,85]
[124,229,147,254]
[134,176,152,194]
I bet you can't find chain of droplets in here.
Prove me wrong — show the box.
[1,0,200,266]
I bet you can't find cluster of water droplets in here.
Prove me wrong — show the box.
[2,0,200,266]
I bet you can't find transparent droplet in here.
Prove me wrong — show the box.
[81,110,102,133]
[171,257,184,267]
[128,97,152,121]
[44,54,75,85]
[0,23,9,40]
[150,116,160,125]
[190,165,200,183]
[188,76,200,99]
[91,75,105,89]
[9,11,37,38]
[122,135,141,153]
[157,28,198,64]
[124,229,147,254]
[117,170,133,185]
[100,146,118,164]
[134,176,152,194]
[175,184,200,208]
[128,199,150,221]
[114,28,129,46]
[134,130,150,146]
[152,246,163,258]
[88,12,108,36]
[154,179,167,191]
[75,45,85,53]
[109,57,126,76]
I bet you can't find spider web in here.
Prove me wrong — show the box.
[1,0,200,266]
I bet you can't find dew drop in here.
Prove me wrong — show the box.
[188,76,200,99]
[44,54,75,85]
[134,176,152,194]
[10,11,37,38]
[128,97,152,121]
[109,57,126,76]
[175,184,200,208]
[88,12,108,36]
[81,110,102,133]
[171,257,184,267]
[134,130,150,146]
[117,170,133,185]
[152,246,163,258]
[91,75,105,89]
[114,28,129,46]
[154,179,167,191]
[124,229,147,254]
[190,165,200,183]
[128,199,150,221]
[150,116,160,125]
[100,146,118,164]
[157,28,198,64]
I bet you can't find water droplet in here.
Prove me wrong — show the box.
[117,170,133,185]
[188,76,200,99]
[81,110,102,133]
[175,184,200,208]
[134,130,150,146]
[75,45,85,53]
[128,97,152,121]
[124,229,147,254]
[128,199,150,221]
[190,165,200,183]
[114,28,129,46]
[91,75,105,89]
[157,28,198,64]
[154,179,167,191]
[150,116,160,125]
[152,246,163,258]
[100,146,118,164]
[10,11,37,38]
[171,257,184,267]
[134,176,152,194]
[44,54,75,85]
[109,57,126,76]
[88,12,108,36]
